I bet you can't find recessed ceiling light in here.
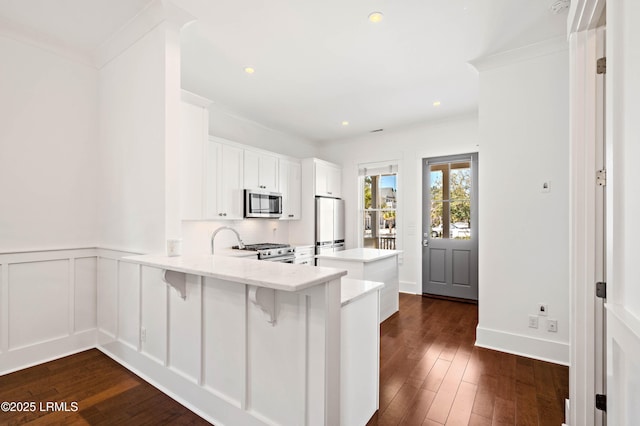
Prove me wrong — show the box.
[342,121,349,126]
[368,12,383,23]
[433,101,441,107]
[244,67,255,74]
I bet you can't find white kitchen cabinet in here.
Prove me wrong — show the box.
[279,159,301,220]
[180,91,212,220]
[314,159,342,198]
[204,139,244,220]
[244,150,278,192]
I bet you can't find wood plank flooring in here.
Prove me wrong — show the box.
[367,293,569,426]
[0,349,211,425]
[0,293,568,425]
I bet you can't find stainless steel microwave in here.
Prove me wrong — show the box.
[244,189,283,218]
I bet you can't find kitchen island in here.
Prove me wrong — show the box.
[316,248,401,322]
[99,254,347,426]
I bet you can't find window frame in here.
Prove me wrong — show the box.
[358,162,400,250]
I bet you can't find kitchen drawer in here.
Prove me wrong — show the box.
[294,246,315,258]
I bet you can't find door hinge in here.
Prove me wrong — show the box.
[596,169,607,187]
[597,57,606,74]
[596,394,607,411]
[596,282,607,299]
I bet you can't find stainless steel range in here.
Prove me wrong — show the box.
[233,243,295,263]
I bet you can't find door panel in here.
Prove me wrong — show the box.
[452,250,470,286]
[422,153,478,300]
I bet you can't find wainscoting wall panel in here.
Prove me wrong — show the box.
[117,261,141,350]
[74,257,97,333]
[8,259,69,350]
[0,248,98,375]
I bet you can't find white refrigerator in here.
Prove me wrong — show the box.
[315,197,345,258]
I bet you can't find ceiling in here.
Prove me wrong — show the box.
[0,0,568,143]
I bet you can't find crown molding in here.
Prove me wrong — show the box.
[181,90,213,108]
[93,0,195,69]
[468,36,569,72]
[0,15,94,67]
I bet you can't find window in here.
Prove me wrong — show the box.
[360,163,398,249]
[429,160,471,239]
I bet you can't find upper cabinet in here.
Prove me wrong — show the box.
[179,89,302,221]
[314,159,342,198]
[205,139,244,220]
[244,150,279,192]
[279,159,301,220]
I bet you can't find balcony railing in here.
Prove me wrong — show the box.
[378,236,396,249]
[363,236,396,250]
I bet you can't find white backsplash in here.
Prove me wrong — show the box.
[181,219,291,255]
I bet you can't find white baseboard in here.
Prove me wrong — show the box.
[0,330,97,375]
[476,326,569,365]
[399,280,420,294]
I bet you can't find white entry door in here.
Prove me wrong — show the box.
[422,153,478,301]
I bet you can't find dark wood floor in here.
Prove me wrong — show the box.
[367,293,569,426]
[0,349,211,425]
[0,294,568,425]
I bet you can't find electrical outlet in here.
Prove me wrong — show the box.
[141,327,147,342]
[547,319,558,332]
[528,315,539,329]
[538,303,549,317]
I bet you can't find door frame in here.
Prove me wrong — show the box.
[421,152,479,301]
[568,1,607,425]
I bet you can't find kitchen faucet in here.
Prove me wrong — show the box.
[211,226,245,254]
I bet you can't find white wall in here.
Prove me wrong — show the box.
[97,25,172,254]
[318,115,479,293]
[474,41,570,364]
[0,35,98,252]
[209,104,318,158]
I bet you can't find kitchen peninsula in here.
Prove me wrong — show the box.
[102,254,346,426]
[316,248,401,322]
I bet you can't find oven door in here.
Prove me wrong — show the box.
[245,190,282,218]
[262,255,295,263]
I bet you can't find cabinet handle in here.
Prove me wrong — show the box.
[223,213,227,216]
[218,213,223,216]
[327,191,332,195]
[288,214,294,217]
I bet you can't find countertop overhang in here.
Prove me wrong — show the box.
[123,254,346,292]
[315,248,402,263]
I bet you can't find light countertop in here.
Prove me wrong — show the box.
[123,254,346,292]
[341,278,384,307]
[215,248,258,258]
[316,248,402,263]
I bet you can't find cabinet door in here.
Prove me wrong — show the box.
[243,150,261,191]
[315,162,330,196]
[180,101,207,219]
[279,160,301,220]
[315,161,341,198]
[218,144,244,220]
[245,150,278,191]
[203,141,219,219]
[327,165,342,198]
[260,154,279,191]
